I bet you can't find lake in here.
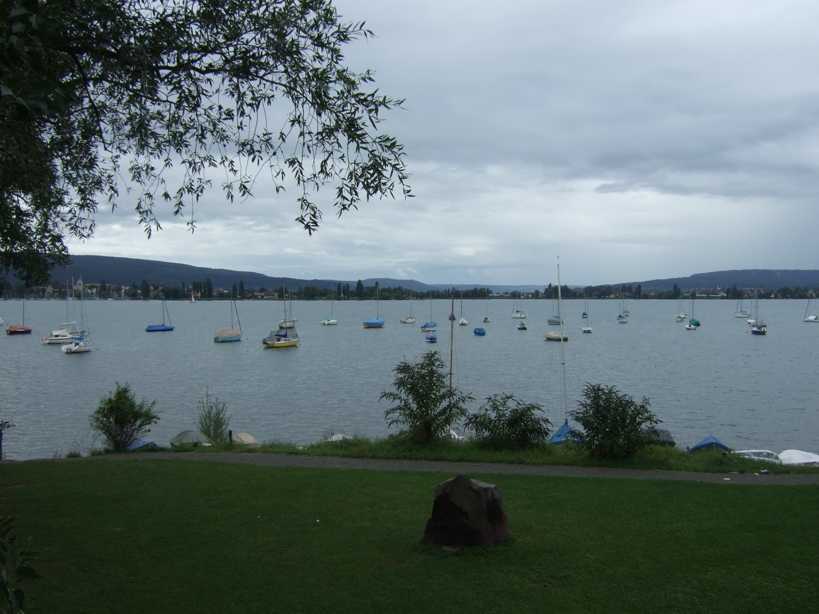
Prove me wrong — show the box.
[1,298,817,459]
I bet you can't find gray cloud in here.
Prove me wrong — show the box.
[70,0,819,284]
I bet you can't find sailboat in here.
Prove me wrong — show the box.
[63,282,92,353]
[263,295,299,348]
[547,291,562,325]
[145,300,174,332]
[685,297,700,331]
[6,298,32,335]
[581,300,589,320]
[675,299,688,322]
[750,293,767,335]
[581,301,592,334]
[549,256,571,444]
[362,286,385,328]
[803,299,818,323]
[482,299,491,323]
[43,281,84,344]
[214,300,242,342]
[512,302,527,319]
[400,299,416,324]
[457,297,468,326]
[545,261,568,342]
[734,298,750,319]
[321,301,338,326]
[617,293,628,323]
[420,300,437,331]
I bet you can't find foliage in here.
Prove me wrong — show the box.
[570,383,659,458]
[0,516,37,614]
[465,394,552,449]
[0,0,410,281]
[0,421,13,461]
[90,384,159,452]
[197,391,230,445]
[381,351,471,444]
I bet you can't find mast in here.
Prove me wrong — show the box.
[448,296,456,392]
[557,257,568,419]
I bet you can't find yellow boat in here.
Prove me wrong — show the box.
[263,336,299,349]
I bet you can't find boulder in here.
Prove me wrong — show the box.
[422,475,510,547]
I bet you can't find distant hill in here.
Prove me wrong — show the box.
[40,255,383,291]
[32,255,538,292]
[627,270,819,291]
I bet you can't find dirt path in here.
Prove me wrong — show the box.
[106,452,819,486]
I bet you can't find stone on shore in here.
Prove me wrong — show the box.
[422,475,510,547]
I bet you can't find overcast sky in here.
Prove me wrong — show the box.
[69,0,819,285]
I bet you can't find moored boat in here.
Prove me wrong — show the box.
[473,327,486,336]
[146,300,174,332]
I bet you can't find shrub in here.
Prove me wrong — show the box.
[197,391,230,445]
[465,394,552,448]
[1,516,38,614]
[571,383,659,458]
[90,384,159,452]
[382,351,472,444]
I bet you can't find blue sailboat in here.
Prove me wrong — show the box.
[146,300,174,332]
[473,327,486,336]
[363,287,384,329]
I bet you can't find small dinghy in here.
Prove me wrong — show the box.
[473,327,486,336]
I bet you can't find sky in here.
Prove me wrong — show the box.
[68,0,819,285]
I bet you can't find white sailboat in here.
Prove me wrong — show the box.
[750,292,767,335]
[63,283,92,354]
[674,299,688,322]
[803,299,818,323]
[321,301,338,326]
[545,260,569,342]
[581,301,592,334]
[734,298,750,318]
[400,299,416,324]
[512,302,527,319]
[482,299,491,323]
[263,294,299,348]
[547,291,562,325]
[457,297,468,326]
[43,281,85,344]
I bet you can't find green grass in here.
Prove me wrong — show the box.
[2,459,818,613]
[181,437,818,474]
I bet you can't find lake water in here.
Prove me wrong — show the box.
[2,299,818,460]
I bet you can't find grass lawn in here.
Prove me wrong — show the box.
[2,459,818,613]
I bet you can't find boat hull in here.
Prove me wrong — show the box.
[146,324,174,332]
[262,338,299,348]
[6,326,32,335]
[214,335,242,343]
[362,319,384,329]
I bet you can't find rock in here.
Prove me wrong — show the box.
[422,475,510,547]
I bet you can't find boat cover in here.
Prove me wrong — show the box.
[778,449,819,466]
[689,435,731,454]
[549,420,573,445]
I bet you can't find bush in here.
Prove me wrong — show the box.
[465,394,552,448]
[197,392,230,445]
[571,383,659,458]
[382,351,472,444]
[90,384,159,452]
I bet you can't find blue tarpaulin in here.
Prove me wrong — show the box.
[689,435,731,454]
[549,419,573,445]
